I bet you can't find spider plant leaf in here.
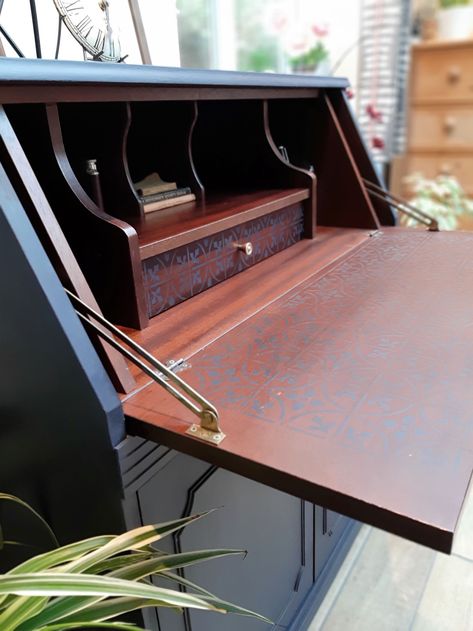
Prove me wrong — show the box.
[39,623,145,631]
[0,573,222,610]
[86,552,153,575]
[0,536,119,621]
[63,511,213,574]
[0,494,58,547]
[159,570,215,597]
[111,549,245,580]
[16,549,243,629]
[8,536,115,575]
[36,596,178,626]
[197,596,273,624]
[0,595,48,631]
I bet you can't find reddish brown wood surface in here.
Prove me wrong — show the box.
[142,204,305,317]
[127,189,310,259]
[0,86,319,106]
[125,230,473,552]
[121,227,371,394]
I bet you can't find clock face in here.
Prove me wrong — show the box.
[53,0,122,62]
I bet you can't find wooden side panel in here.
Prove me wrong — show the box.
[326,90,395,226]
[3,103,148,330]
[269,94,380,230]
[126,230,473,553]
[0,106,136,393]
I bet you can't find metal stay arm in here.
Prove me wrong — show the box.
[363,178,439,232]
[65,289,224,444]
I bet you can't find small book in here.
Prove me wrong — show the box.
[134,172,177,196]
[143,193,196,214]
[141,186,192,204]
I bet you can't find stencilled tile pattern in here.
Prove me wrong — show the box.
[143,203,304,316]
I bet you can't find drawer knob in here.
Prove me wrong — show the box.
[234,241,253,256]
[447,65,461,83]
[439,162,452,175]
[443,116,456,134]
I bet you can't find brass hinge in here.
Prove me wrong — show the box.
[65,289,225,445]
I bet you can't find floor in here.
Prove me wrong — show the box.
[309,483,473,631]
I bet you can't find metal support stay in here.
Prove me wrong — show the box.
[363,178,439,232]
[65,289,225,445]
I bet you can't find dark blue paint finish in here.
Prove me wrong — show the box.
[0,163,126,562]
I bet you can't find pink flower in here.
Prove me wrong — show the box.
[372,135,385,149]
[311,24,329,38]
[366,103,383,122]
[272,13,288,33]
[345,87,355,99]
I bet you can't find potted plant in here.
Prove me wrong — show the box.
[437,0,473,40]
[0,493,270,630]
[285,23,329,74]
[403,173,473,230]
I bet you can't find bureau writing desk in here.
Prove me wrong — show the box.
[1,58,473,631]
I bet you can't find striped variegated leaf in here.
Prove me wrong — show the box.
[63,512,212,574]
[16,549,243,630]
[39,623,144,631]
[0,494,58,547]
[0,573,221,610]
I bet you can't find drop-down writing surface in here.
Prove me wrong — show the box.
[125,230,473,553]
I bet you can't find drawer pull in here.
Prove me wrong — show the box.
[439,163,452,175]
[234,241,253,256]
[443,116,456,134]
[447,65,461,83]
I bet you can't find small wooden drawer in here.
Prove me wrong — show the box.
[142,203,304,317]
[411,44,473,102]
[410,106,473,151]
[405,154,473,195]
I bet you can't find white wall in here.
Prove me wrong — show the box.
[297,0,362,86]
[0,0,180,66]
[0,0,361,81]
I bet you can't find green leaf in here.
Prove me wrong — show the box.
[0,494,58,548]
[0,536,119,627]
[0,573,222,610]
[0,595,48,631]
[87,552,152,575]
[18,549,243,629]
[63,512,212,574]
[39,596,178,626]
[199,596,273,624]
[8,536,115,575]
[159,570,214,597]
[40,623,145,631]
[111,549,245,580]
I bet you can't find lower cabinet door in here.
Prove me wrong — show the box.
[120,442,353,631]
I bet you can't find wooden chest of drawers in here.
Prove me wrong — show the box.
[405,39,473,197]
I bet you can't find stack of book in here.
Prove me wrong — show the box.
[134,172,196,213]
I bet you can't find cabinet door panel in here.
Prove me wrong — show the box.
[131,451,314,631]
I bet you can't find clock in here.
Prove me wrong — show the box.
[52,0,123,62]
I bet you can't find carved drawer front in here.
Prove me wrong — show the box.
[410,106,473,151]
[142,203,304,317]
[411,45,473,102]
